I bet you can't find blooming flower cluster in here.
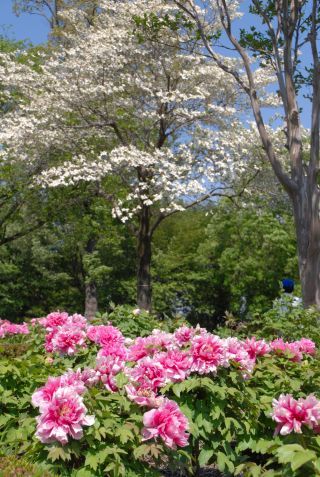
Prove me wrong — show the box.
[29,311,317,448]
[32,369,95,444]
[0,319,29,338]
[270,337,316,362]
[37,312,88,356]
[272,394,320,435]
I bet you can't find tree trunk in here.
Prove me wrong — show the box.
[292,179,320,308]
[85,281,98,319]
[137,204,152,311]
[84,237,98,319]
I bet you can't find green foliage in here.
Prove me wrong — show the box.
[152,204,297,328]
[2,312,320,476]
[96,304,186,338]
[236,295,320,346]
[0,455,54,477]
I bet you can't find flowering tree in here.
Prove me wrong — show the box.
[0,0,260,310]
[171,0,320,308]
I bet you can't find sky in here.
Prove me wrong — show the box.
[1,0,49,44]
[0,0,312,128]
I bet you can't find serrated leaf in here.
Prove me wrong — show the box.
[276,444,304,464]
[47,446,71,462]
[291,450,316,471]
[198,448,213,466]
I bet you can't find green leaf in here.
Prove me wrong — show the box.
[216,452,234,473]
[276,444,304,464]
[291,450,316,471]
[198,448,214,466]
[47,446,71,462]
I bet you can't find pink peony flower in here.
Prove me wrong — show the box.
[32,376,64,411]
[128,331,175,362]
[61,369,87,394]
[95,355,125,392]
[173,326,195,346]
[32,370,86,411]
[125,384,165,407]
[191,333,225,374]
[51,325,87,355]
[142,399,189,448]
[44,329,56,353]
[296,338,316,356]
[0,321,29,336]
[128,357,168,392]
[43,312,69,330]
[154,350,192,382]
[270,338,302,362]
[271,394,320,435]
[35,387,94,445]
[86,325,124,347]
[243,337,270,359]
[301,395,320,428]
[80,368,99,387]
[97,342,128,361]
[69,313,87,329]
[223,337,255,376]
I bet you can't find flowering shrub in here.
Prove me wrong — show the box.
[1,309,320,476]
[0,319,29,337]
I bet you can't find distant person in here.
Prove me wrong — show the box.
[282,278,294,294]
[273,278,302,311]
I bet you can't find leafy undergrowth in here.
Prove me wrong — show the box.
[1,305,320,476]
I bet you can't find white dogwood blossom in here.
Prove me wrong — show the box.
[0,0,267,222]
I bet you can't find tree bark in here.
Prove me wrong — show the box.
[85,281,98,319]
[84,237,98,319]
[137,204,152,311]
[292,179,320,308]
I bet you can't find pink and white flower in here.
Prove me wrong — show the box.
[272,394,320,435]
[128,357,168,392]
[125,384,165,408]
[173,326,195,346]
[51,325,87,355]
[296,338,316,356]
[87,325,124,347]
[35,387,94,445]
[243,337,270,359]
[142,398,189,448]
[270,338,303,362]
[191,333,225,374]
[154,350,192,382]
[95,355,125,392]
[42,312,69,330]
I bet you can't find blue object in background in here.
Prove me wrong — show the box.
[282,278,294,293]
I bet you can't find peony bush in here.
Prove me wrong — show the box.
[1,308,320,476]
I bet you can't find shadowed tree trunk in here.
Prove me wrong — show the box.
[292,181,320,307]
[136,204,152,311]
[84,237,98,319]
[85,281,98,319]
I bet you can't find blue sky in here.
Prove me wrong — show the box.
[1,0,49,43]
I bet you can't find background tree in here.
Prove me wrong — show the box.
[0,185,136,321]
[152,203,297,326]
[172,0,320,308]
[0,37,48,246]
[0,0,259,310]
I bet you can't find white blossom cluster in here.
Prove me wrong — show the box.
[0,0,274,222]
